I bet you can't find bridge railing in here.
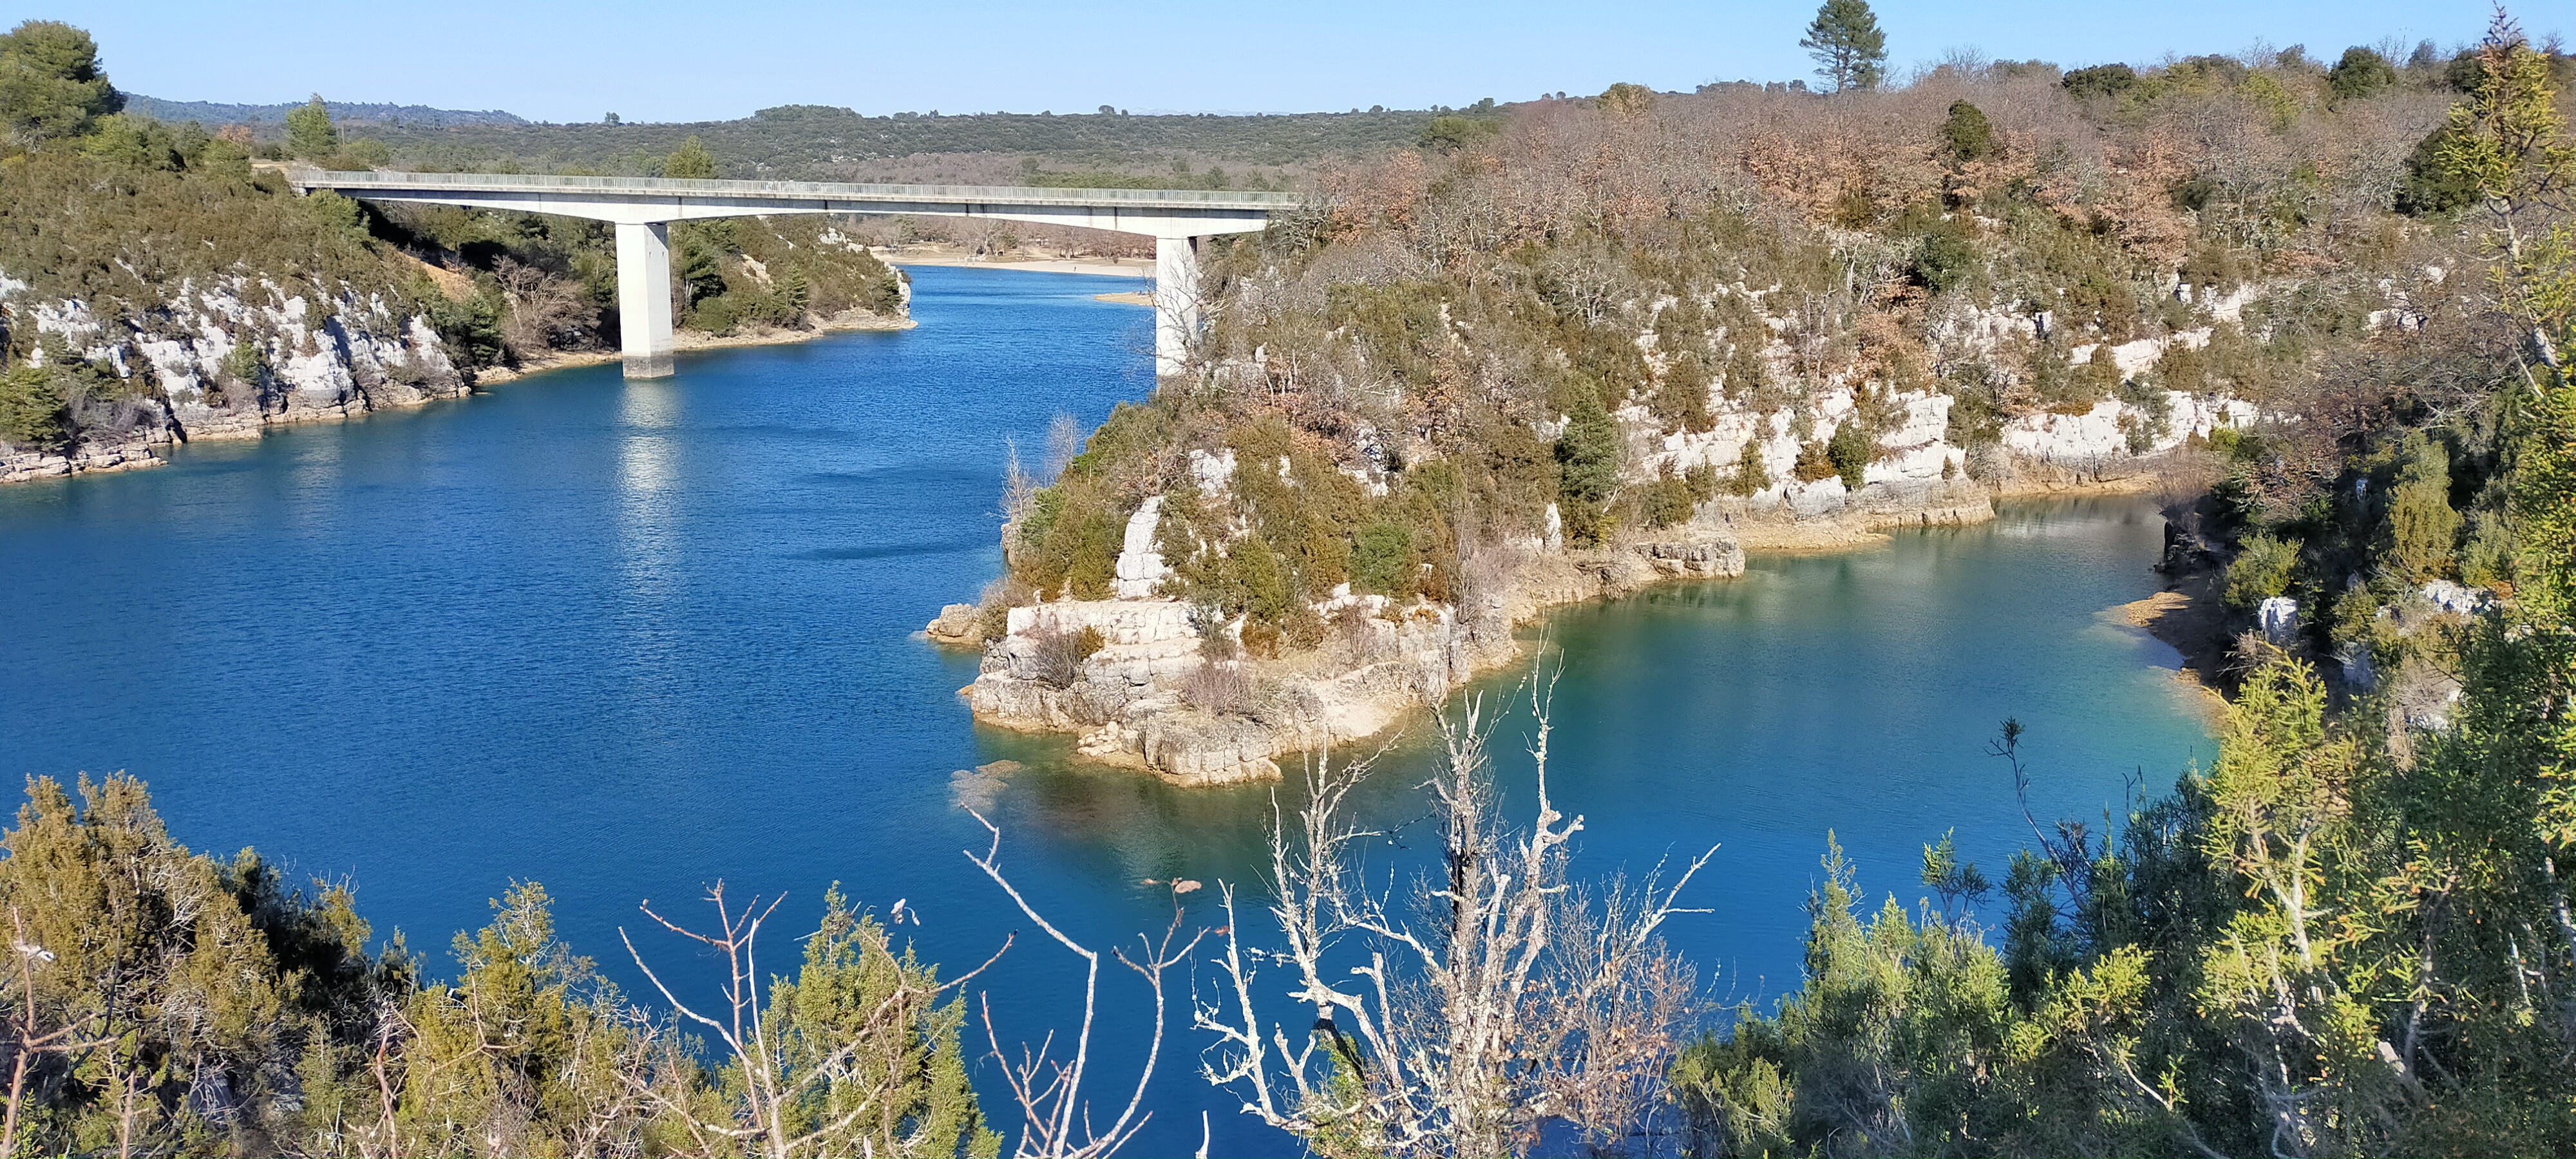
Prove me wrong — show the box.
[289,168,1307,211]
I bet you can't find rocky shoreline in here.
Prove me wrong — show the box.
[928,475,2012,786]
[927,337,2259,787]
[1,307,911,487]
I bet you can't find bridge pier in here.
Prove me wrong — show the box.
[614,221,675,379]
[1153,236,1201,381]
[289,171,1294,383]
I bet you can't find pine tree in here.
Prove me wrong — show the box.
[0,19,122,148]
[284,93,336,160]
[1800,0,1888,93]
[665,134,717,180]
[2387,432,2459,582]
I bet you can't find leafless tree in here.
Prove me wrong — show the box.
[1001,437,1037,530]
[963,815,1206,1158]
[1194,661,1712,1157]
[1043,414,1083,483]
[493,258,603,355]
[1,909,103,1159]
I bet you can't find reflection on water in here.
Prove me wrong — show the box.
[973,495,2213,1023]
[0,269,2204,1156]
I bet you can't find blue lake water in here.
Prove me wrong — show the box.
[0,265,2211,1155]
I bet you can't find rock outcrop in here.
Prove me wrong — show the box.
[2,275,464,484]
[944,515,1762,785]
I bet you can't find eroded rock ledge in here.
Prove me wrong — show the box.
[936,524,1783,786]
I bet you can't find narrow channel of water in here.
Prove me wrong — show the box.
[0,267,2208,1155]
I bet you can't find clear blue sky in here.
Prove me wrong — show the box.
[21,0,2531,124]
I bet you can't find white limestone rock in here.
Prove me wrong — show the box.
[2259,596,2300,645]
[2418,580,2493,617]
[1112,496,1170,599]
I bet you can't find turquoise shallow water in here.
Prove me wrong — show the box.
[0,267,2209,1155]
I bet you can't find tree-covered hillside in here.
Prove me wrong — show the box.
[124,95,526,129]
[210,100,1454,185]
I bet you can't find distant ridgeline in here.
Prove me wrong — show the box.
[258,102,1446,182]
[124,94,527,128]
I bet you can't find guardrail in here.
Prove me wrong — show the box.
[288,169,1305,212]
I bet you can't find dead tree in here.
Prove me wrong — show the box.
[1195,661,1713,1157]
[964,815,1206,1159]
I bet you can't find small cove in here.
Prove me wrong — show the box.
[0,267,2210,1155]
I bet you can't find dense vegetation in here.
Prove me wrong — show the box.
[1660,21,2576,1157]
[125,95,524,130]
[985,11,2576,1156]
[0,775,996,1157]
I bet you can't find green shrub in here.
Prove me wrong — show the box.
[0,365,69,450]
[1556,393,1622,544]
[1649,352,1714,433]
[2458,510,2511,589]
[1419,114,1500,153]
[690,294,739,335]
[1940,100,1993,162]
[1913,229,1975,294]
[0,21,122,146]
[1350,525,1412,598]
[2118,376,2172,453]
[2396,123,2479,216]
[428,289,505,367]
[2386,433,2459,582]
[285,95,337,159]
[1825,422,1873,490]
[1639,465,1698,529]
[663,135,717,179]
[2327,46,2398,100]
[1350,522,1416,595]
[2223,532,2300,610]
[1016,483,1124,599]
[1685,462,1719,501]
[2062,63,2137,100]
[1730,436,1773,495]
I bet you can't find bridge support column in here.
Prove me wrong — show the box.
[1153,235,1200,381]
[615,221,676,379]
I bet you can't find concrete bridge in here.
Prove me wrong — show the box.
[286,169,1302,379]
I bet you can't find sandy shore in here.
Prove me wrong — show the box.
[876,245,1152,278]
[2110,569,2233,711]
[475,310,913,384]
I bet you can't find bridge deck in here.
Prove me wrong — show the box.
[287,169,1303,212]
[290,168,1283,380]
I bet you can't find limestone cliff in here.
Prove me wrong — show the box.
[0,274,464,483]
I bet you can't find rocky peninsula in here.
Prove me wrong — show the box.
[931,374,2239,786]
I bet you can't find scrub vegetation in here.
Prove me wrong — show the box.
[6,3,2576,1156]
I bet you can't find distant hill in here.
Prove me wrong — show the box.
[123,94,1457,185]
[126,95,527,128]
[357,104,1444,180]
